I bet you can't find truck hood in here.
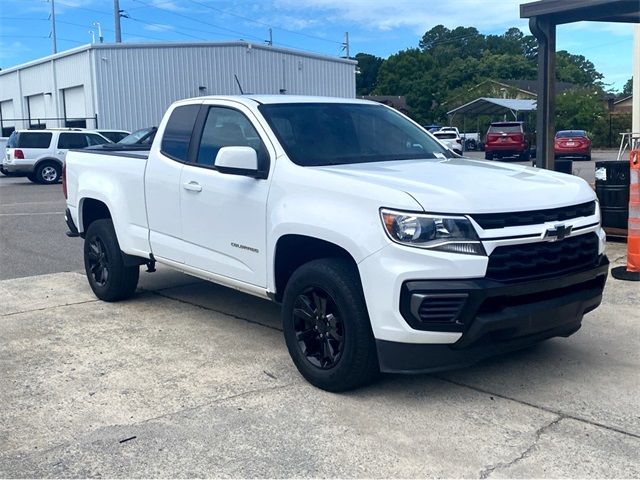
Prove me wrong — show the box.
[314,157,595,214]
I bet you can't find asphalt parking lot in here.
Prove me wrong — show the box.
[1,155,639,478]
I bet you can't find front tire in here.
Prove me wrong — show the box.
[485,151,494,160]
[84,219,139,301]
[282,258,379,392]
[35,161,61,184]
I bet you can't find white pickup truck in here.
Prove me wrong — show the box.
[64,96,609,391]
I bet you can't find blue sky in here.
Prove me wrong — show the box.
[0,0,634,90]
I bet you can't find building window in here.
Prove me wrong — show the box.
[65,119,87,128]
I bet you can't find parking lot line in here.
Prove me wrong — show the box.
[0,212,64,216]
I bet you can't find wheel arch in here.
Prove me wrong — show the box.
[33,157,63,171]
[79,197,112,234]
[272,234,361,303]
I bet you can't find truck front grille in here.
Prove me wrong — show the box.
[471,201,595,230]
[486,233,599,282]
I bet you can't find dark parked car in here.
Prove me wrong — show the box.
[86,127,157,151]
[484,121,530,161]
[554,130,592,161]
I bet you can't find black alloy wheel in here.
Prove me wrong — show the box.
[83,218,139,301]
[293,287,345,369]
[87,236,110,286]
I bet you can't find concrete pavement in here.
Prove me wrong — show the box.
[1,243,638,478]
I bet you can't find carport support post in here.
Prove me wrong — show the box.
[530,17,556,171]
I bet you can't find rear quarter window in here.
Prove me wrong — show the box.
[488,124,522,134]
[161,104,200,161]
[18,132,52,148]
[57,133,88,149]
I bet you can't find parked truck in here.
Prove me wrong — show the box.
[64,96,609,391]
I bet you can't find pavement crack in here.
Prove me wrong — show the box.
[437,376,640,440]
[0,299,100,318]
[479,415,563,479]
[146,289,283,332]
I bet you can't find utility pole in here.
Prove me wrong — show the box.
[341,32,350,58]
[50,0,57,54]
[114,0,122,43]
[267,28,273,46]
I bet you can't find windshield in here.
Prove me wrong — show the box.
[118,127,153,145]
[556,130,586,138]
[259,103,451,166]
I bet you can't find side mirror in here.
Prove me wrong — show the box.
[214,146,261,178]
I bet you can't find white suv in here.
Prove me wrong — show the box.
[3,129,111,184]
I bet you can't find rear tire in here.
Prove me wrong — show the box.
[84,219,139,302]
[35,161,61,184]
[519,149,531,161]
[27,173,38,183]
[485,152,494,160]
[282,258,379,392]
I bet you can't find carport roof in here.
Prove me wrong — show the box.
[520,0,640,24]
[447,98,537,117]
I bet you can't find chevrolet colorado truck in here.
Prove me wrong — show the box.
[64,96,609,391]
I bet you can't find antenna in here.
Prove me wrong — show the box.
[234,74,245,95]
[93,21,104,43]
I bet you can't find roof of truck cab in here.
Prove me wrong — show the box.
[196,95,378,106]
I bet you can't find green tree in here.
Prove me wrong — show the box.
[355,53,383,96]
[622,77,633,96]
[374,49,437,123]
[555,51,603,86]
[555,87,607,145]
[373,25,605,124]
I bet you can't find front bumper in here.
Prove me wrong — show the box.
[376,256,609,373]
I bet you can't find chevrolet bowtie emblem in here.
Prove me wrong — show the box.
[543,224,573,241]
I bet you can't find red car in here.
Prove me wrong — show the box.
[554,130,591,161]
[484,121,530,161]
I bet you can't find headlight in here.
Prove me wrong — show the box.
[380,209,486,255]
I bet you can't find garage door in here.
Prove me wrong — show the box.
[0,100,15,136]
[27,94,46,128]
[63,86,87,128]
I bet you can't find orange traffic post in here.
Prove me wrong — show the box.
[612,149,640,281]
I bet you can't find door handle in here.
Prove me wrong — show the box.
[183,181,202,192]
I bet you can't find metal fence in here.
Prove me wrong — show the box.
[0,115,99,136]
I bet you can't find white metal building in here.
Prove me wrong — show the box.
[0,41,356,135]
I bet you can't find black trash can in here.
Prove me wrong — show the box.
[554,159,572,174]
[595,161,629,229]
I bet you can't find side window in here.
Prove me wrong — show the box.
[161,105,200,161]
[196,107,268,170]
[85,134,109,146]
[18,132,52,148]
[58,133,88,149]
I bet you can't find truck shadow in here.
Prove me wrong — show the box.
[136,266,587,398]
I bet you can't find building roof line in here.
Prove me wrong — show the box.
[0,41,356,76]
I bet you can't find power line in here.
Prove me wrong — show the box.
[129,0,265,42]
[182,0,342,45]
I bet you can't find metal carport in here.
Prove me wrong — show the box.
[447,98,537,119]
[520,0,640,170]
